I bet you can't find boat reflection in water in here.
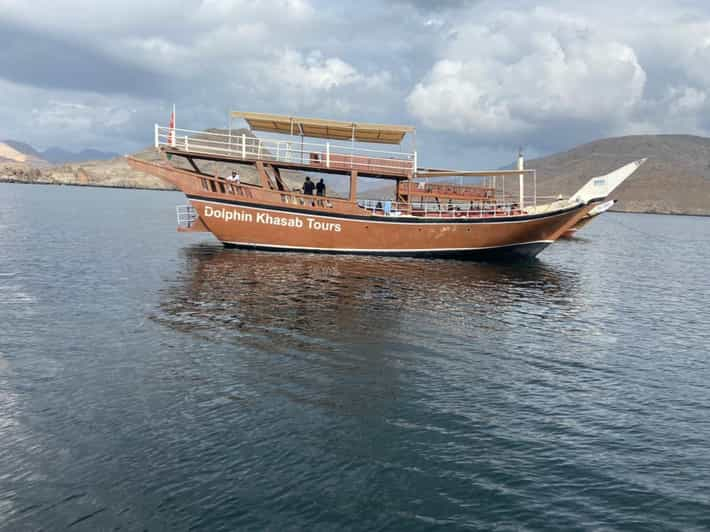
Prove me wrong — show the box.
[154,244,580,346]
[152,243,583,423]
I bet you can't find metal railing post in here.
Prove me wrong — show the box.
[184,135,189,151]
[517,152,525,210]
[241,134,246,159]
[326,142,330,168]
[154,124,159,148]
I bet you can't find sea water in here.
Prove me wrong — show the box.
[1,183,709,530]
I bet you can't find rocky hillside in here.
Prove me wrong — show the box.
[1,145,174,190]
[0,141,50,167]
[528,135,710,215]
[0,129,259,191]
[2,140,118,164]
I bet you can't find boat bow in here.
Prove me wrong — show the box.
[571,158,646,204]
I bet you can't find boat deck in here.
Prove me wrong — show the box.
[159,126,416,179]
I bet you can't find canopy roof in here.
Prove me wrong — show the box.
[231,111,414,144]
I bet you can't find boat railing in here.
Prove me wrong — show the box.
[399,181,495,199]
[357,199,528,218]
[155,125,416,176]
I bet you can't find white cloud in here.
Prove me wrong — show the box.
[255,50,391,93]
[407,7,647,142]
[3,0,710,166]
[0,0,398,149]
[0,79,155,151]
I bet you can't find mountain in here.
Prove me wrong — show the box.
[0,141,49,166]
[2,140,44,160]
[1,140,119,164]
[366,134,710,215]
[0,129,253,190]
[528,135,710,215]
[41,147,119,164]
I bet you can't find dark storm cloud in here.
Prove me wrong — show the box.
[0,23,168,97]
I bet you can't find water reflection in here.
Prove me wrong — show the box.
[154,244,580,345]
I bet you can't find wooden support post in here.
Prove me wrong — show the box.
[255,161,270,188]
[349,170,358,202]
[186,156,200,173]
[271,166,286,191]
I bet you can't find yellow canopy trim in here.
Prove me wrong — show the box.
[231,111,414,144]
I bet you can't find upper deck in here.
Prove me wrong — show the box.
[156,111,418,179]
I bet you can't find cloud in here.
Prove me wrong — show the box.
[0,78,155,152]
[0,0,399,151]
[239,50,393,116]
[407,7,647,149]
[2,0,710,167]
[0,22,167,96]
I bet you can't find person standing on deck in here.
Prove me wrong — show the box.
[303,176,315,195]
[230,170,240,184]
[316,178,326,196]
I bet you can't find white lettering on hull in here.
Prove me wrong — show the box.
[204,205,253,222]
[203,205,341,232]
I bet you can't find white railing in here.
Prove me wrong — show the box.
[357,199,534,218]
[155,125,416,175]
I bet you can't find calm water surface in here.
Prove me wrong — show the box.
[1,183,709,531]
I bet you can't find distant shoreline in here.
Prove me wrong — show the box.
[0,176,175,192]
[2,177,708,217]
[609,209,710,218]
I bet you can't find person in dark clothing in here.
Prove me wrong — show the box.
[316,178,326,196]
[303,176,315,195]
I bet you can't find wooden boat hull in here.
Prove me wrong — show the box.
[561,199,616,238]
[187,194,593,260]
[127,156,595,260]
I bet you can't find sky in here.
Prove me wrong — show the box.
[1,0,710,168]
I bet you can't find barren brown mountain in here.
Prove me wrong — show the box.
[530,135,710,215]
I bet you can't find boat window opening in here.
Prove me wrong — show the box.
[218,182,226,194]
[201,178,209,190]
[209,180,217,193]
